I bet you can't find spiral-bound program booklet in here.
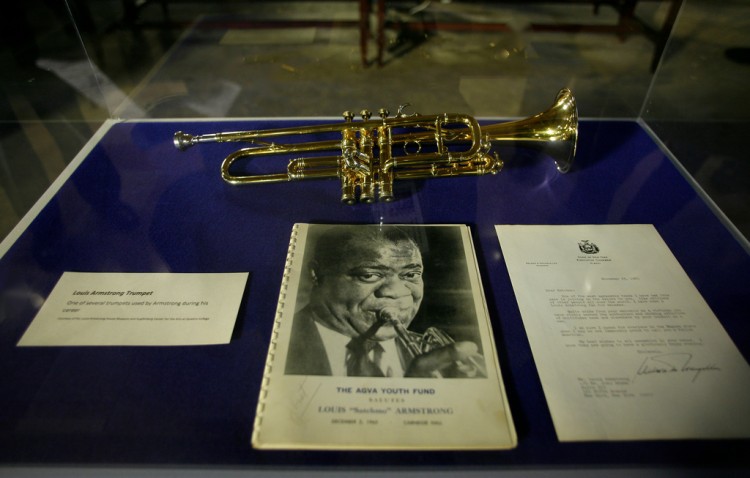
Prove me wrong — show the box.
[252,224,516,450]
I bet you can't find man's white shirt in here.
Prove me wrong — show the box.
[314,321,405,377]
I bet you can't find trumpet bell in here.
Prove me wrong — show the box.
[482,88,577,173]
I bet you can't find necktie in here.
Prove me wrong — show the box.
[346,338,386,377]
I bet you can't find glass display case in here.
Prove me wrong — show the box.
[1,1,748,475]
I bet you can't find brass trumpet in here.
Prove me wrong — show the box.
[173,88,577,204]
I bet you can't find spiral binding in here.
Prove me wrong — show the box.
[251,223,299,447]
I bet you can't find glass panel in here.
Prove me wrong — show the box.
[2,117,749,468]
[104,1,672,119]
[2,1,684,242]
[1,1,104,241]
[3,1,750,471]
[643,0,750,240]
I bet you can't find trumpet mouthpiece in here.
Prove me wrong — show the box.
[377,308,410,336]
[173,131,195,151]
[377,308,398,325]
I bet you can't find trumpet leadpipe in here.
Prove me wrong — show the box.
[174,131,268,150]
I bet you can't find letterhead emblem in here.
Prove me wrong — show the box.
[578,240,599,254]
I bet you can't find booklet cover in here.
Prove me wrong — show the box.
[496,224,750,441]
[252,224,516,450]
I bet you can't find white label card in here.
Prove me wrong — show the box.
[18,272,248,346]
[496,224,750,441]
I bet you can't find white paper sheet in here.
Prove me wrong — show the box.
[18,272,248,346]
[496,224,750,441]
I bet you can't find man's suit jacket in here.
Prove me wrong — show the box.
[284,308,333,375]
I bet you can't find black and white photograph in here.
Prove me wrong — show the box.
[285,224,486,378]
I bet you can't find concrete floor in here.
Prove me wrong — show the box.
[0,0,748,242]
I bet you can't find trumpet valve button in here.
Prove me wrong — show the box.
[360,109,371,121]
[343,111,354,122]
[379,108,389,119]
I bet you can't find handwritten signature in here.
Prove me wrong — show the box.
[636,353,720,383]
[289,377,321,423]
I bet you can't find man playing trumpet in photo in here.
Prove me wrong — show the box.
[285,225,486,378]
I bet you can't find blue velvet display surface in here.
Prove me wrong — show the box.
[0,119,748,468]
